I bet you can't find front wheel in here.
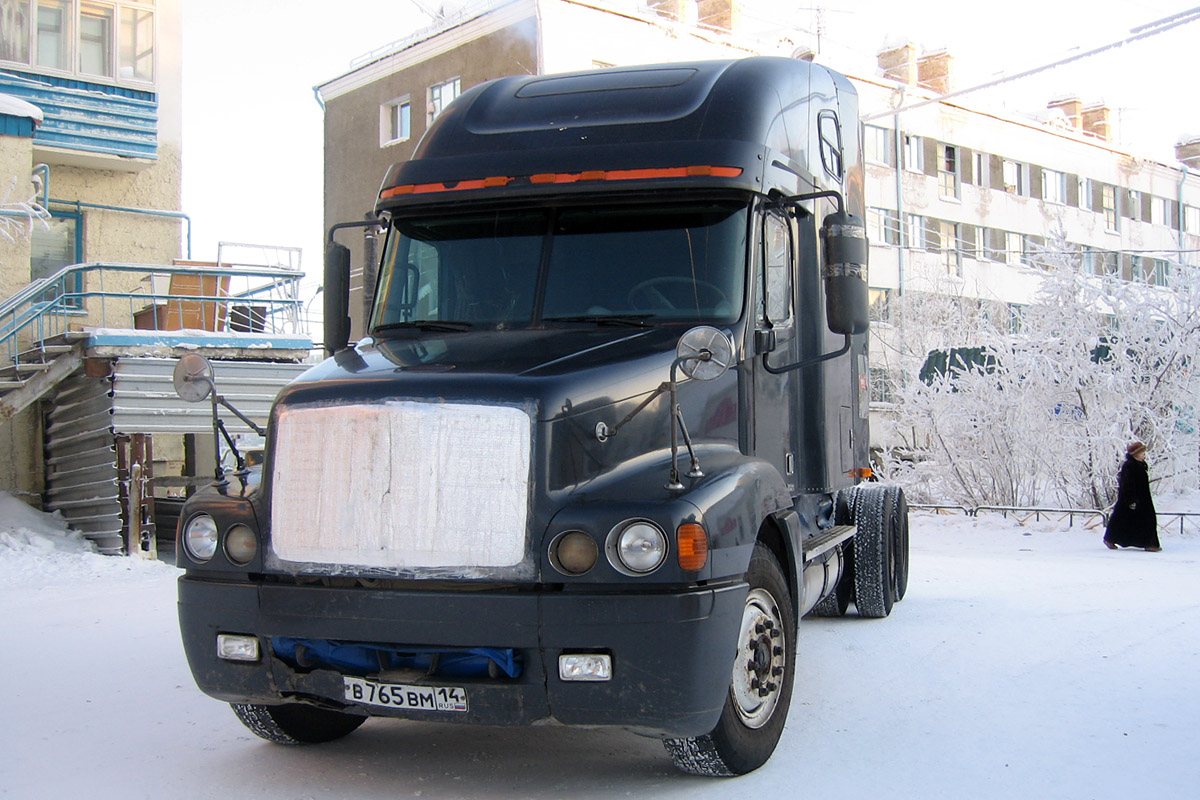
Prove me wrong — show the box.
[231,702,366,745]
[664,543,795,776]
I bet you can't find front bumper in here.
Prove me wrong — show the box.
[178,576,747,738]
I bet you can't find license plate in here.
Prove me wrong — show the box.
[343,676,468,712]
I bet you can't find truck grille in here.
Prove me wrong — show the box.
[270,401,531,570]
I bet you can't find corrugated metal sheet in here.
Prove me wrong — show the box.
[43,372,123,554]
[0,69,157,160]
[110,357,310,435]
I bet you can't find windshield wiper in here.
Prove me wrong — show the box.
[373,320,474,333]
[543,314,654,328]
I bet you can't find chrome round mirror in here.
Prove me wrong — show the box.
[173,353,214,403]
[675,326,734,382]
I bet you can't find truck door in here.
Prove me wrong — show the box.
[752,208,798,491]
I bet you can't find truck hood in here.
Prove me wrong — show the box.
[277,327,695,421]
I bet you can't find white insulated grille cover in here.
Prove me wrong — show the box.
[270,401,531,569]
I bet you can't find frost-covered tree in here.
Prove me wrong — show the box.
[875,239,1200,508]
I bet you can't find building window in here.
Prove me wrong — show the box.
[864,125,893,167]
[380,96,411,147]
[938,220,961,276]
[1008,303,1026,335]
[36,0,71,70]
[1153,259,1171,286]
[1002,160,1028,196]
[1102,184,1119,232]
[2,0,154,85]
[1185,205,1200,234]
[30,211,83,309]
[904,214,924,249]
[868,287,891,325]
[902,134,923,173]
[0,0,32,62]
[79,2,112,77]
[867,207,900,246]
[118,3,152,80]
[974,152,988,189]
[869,367,894,404]
[938,144,960,199]
[428,77,461,123]
[1042,169,1066,204]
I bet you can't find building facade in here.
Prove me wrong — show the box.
[316,0,1200,443]
[1,0,184,501]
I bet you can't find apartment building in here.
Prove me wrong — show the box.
[315,0,1200,437]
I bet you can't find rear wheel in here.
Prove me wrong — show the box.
[664,543,795,776]
[231,702,366,745]
[885,487,910,602]
[852,486,895,618]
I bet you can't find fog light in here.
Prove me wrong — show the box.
[559,653,612,682]
[217,634,260,662]
[224,524,258,565]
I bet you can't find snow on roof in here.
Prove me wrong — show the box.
[0,93,44,123]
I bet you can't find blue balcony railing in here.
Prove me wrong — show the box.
[1,261,311,367]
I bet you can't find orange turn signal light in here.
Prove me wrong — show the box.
[676,523,709,571]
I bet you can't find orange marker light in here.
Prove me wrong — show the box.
[380,166,744,199]
[676,523,709,571]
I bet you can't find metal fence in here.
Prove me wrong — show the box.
[910,503,1200,536]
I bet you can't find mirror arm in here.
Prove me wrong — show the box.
[761,334,851,375]
[778,188,845,214]
[215,396,268,437]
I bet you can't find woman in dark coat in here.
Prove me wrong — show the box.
[1103,442,1161,551]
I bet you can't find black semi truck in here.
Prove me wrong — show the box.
[174,57,909,776]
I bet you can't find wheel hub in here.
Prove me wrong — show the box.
[731,587,786,729]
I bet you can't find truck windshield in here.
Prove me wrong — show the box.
[371,201,748,331]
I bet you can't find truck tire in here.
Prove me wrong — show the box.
[884,486,910,602]
[852,486,895,618]
[231,702,365,745]
[663,543,795,776]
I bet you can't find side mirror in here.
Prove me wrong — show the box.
[324,242,352,356]
[821,211,869,336]
[172,353,214,403]
[675,326,734,382]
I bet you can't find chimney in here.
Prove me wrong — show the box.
[877,42,917,86]
[647,0,700,26]
[1177,136,1200,169]
[696,0,739,32]
[1047,96,1083,131]
[648,0,685,22]
[917,50,952,94]
[1081,103,1111,142]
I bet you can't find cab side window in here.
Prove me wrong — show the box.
[763,212,793,327]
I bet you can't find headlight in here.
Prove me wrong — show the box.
[610,520,667,575]
[183,514,219,562]
[549,530,598,576]
[224,524,258,565]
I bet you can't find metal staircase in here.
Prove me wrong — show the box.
[2,260,315,555]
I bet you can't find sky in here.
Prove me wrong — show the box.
[180,0,1198,298]
[3,487,1198,796]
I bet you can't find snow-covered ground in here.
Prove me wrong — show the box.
[2,492,1197,799]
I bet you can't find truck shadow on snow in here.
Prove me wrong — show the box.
[221,720,689,793]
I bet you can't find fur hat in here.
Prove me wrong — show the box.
[1127,441,1147,457]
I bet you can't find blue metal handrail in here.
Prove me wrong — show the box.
[2,261,309,365]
